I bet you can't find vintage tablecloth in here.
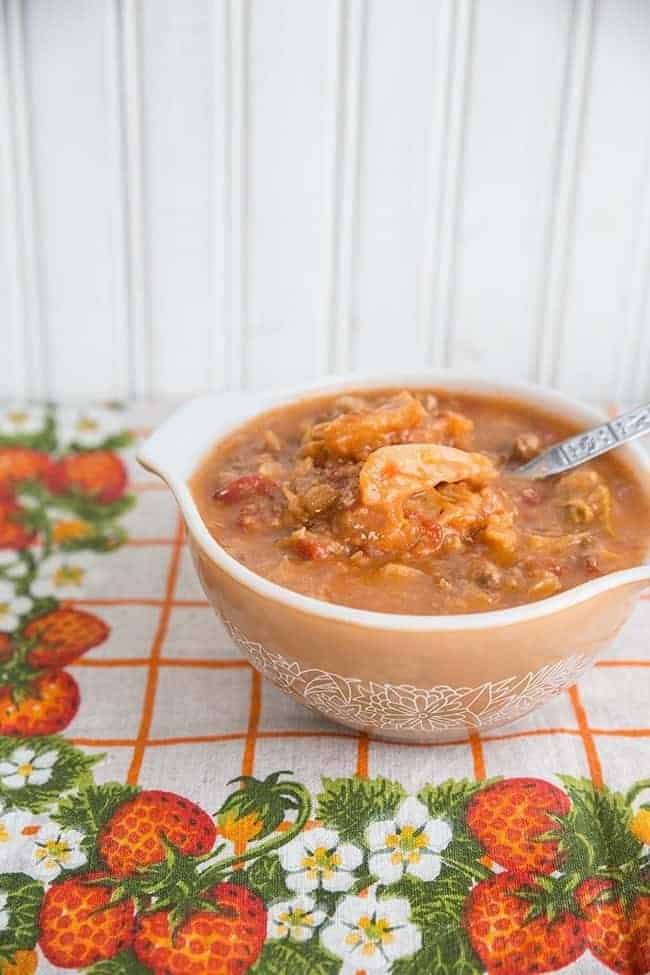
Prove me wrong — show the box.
[0,399,648,975]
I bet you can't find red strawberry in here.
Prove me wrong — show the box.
[0,448,51,499]
[0,632,13,663]
[465,871,586,975]
[577,877,650,975]
[98,789,217,878]
[39,872,135,969]
[133,882,266,975]
[0,501,35,550]
[49,451,127,504]
[467,777,570,874]
[25,607,109,668]
[0,670,80,735]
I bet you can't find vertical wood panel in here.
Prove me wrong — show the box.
[330,0,365,372]
[211,0,227,390]
[223,0,248,389]
[620,140,650,403]
[0,0,25,397]
[120,0,149,397]
[537,0,595,388]
[353,0,440,370]
[427,0,474,368]
[449,0,571,380]
[556,0,650,399]
[105,0,131,399]
[140,0,217,396]
[23,0,130,399]
[3,0,46,397]
[246,0,339,388]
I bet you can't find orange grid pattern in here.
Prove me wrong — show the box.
[127,513,185,784]
[66,410,648,796]
[71,530,650,786]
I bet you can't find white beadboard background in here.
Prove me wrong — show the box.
[2,0,650,402]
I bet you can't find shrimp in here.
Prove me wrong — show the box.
[359,443,497,508]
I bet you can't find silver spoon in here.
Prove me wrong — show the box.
[513,402,650,479]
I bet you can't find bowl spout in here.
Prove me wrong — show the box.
[137,393,255,485]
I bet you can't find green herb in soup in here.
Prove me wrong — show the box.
[191,389,650,615]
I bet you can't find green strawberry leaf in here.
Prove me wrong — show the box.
[443,828,492,882]
[392,930,481,975]
[0,737,99,813]
[385,873,481,975]
[53,782,140,867]
[418,778,500,822]
[0,872,45,962]
[418,778,497,880]
[558,775,642,873]
[316,776,406,843]
[98,432,136,451]
[50,492,135,524]
[242,854,291,903]
[249,939,339,975]
[84,949,149,974]
[382,869,467,922]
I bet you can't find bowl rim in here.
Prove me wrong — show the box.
[138,370,650,632]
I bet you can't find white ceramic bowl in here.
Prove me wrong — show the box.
[138,372,650,742]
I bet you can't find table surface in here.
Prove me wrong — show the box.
[0,400,648,975]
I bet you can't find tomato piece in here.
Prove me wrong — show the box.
[214,474,277,503]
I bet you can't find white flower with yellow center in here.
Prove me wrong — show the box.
[320,892,421,971]
[366,796,452,885]
[0,746,58,790]
[0,891,9,932]
[58,407,120,449]
[30,824,86,881]
[267,895,326,942]
[0,581,32,632]
[0,810,44,874]
[31,552,95,599]
[0,405,47,437]
[279,827,362,894]
[0,551,28,580]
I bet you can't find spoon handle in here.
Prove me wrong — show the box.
[514,402,650,479]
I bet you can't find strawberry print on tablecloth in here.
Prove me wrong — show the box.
[1,763,650,973]
[0,401,649,974]
[0,405,134,738]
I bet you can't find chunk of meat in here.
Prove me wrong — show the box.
[309,392,426,459]
[555,469,614,535]
[512,432,541,461]
[300,483,340,516]
[469,560,503,589]
[359,443,496,508]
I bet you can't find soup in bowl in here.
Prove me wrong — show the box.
[138,374,650,742]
